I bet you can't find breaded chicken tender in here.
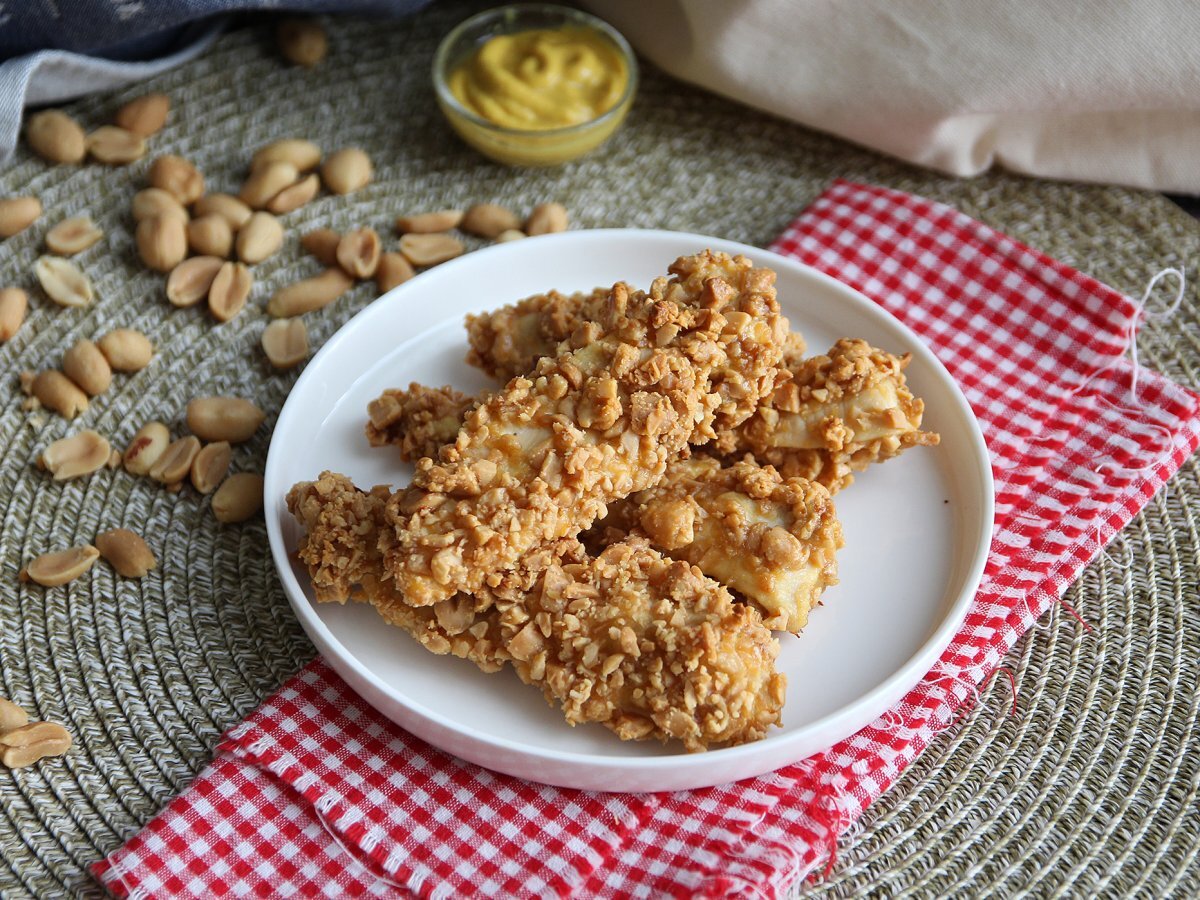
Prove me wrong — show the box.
[287,473,785,750]
[365,383,477,461]
[384,252,787,606]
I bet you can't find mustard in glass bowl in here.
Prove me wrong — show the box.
[433,3,638,166]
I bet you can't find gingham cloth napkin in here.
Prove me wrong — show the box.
[93,181,1200,898]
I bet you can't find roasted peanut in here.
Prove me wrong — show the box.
[187,214,233,258]
[0,197,42,238]
[266,173,319,215]
[268,268,353,317]
[97,329,154,371]
[252,139,322,173]
[321,147,371,194]
[45,217,103,256]
[187,396,266,443]
[35,256,93,307]
[61,339,112,396]
[149,435,201,484]
[0,699,28,734]
[123,421,170,475]
[25,111,85,165]
[336,227,381,279]
[461,203,520,238]
[0,288,28,341]
[240,161,299,210]
[300,228,340,266]
[525,202,568,236]
[208,261,253,322]
[95,528,157,578]
[148,154,204,204]
[278,19,328,67]
[86,126,146,165]
[136,214,187,272]
[261,319,309,369]
[32,371,88,418]
[23,545,100,587]
[0,722,72,768]
[375,252,414,293]
[166,256,223,308]
[115,92,170,136]
[40,430,111,481]
[212,473,265,523]
[395,209,463,234]
[190,441,232,494]
[132,188,188,224]
[236,211,283,264]
[192,193,252,230]
[398,232,464,267]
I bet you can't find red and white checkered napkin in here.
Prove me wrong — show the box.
[94,181,1200,898]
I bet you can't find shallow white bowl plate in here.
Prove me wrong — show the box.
[266,229,994,793]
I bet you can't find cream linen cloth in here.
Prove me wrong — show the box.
[585,0,1200,193]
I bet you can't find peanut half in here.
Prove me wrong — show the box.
[375,253,414,293]
[0,699,28,734]
[132,188,188,224]
[336,227,381,279]
[300,228,340,266]
[396,209,463,234]
[148,155,204,205]
[212,473,265,523]
[95,528,157,578]
[97,329,154,372]
[208,262,253,322]
[0,722,72,768]
[252,139,322,173]
[240,161,299,210]
[31,371,88,419]
[123,421,170,475]
[461,203,520,238]
[86,126,146,165]
[321,148,372,194]
[149,435,201,485]
[187,214,233,258]
[190,441,232,494]
[192,194,252,230]
[166,256,223,308]
[0,288,28,341]
[187,397,266,443]
[495,229,525,243]
[23,545,100,587]
[40,430,111,481]
[261,319,309,369]
[525,202,568,236]
[266,173,319,215]
[136,215,187,272]
[45,217,104,256]
[25,111,86,165]
[268,268,353,317]
[236,212,284,264]
[62,339,113,396]
[0,197,43,239]
[35,256,93,307]
[278,20,328,67]
[115,93,170,137]
[398,233,464,267]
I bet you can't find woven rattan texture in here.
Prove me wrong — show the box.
[1,4,1197,896]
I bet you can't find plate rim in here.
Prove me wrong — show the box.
[264,228,995,787]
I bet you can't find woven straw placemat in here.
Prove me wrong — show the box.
[0,4,1197,896]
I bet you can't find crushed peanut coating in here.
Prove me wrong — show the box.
[738,339,940,492]
[384,251,787,605]
[287,473,784,750]
[366,383,477,461]
[465,288,609,379]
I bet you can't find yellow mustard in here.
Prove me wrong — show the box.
[448,27,628,131]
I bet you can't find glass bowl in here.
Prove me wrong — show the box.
[433,3,638,166]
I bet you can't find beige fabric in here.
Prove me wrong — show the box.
[585,0,1200,192]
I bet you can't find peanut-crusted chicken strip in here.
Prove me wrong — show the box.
[385,251,787,606]
[365,383,478,461]
[287,474,785,750]
[739,339,940,492]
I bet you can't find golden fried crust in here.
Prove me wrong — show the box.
[465,288,609,379]
[739,338,940,492]
[385,252,787,606]
[624,456,843,633]
[365,383,478,462]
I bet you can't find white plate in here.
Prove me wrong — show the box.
[265,229,994,793]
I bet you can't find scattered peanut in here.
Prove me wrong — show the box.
[95,528,157,578]
[25,111,86,165]
[212,473,265,523]
[61,339,112,396]
[45,217,104,256]
[0,197,42,238]
[86,126,146,165]
[115,93,170,137]
[0,288,28,341]
[336,227,381,279]
[300,228,341,266]
[187,214,234,258]
[261,319,309,369]
[375,252,414,293]
[0,722,72,768]
[321,147,372,194]
[148,155,204,205]
[268,268,353,317]
[525,202,568,235]
[495,229,526,243]
[192,194,252,230]
[97,329,154,371]
[208,261,253,322]
[0,699,27,734]
[236,211,284,264]
[278,19,329,67]
[266,173,319,215]
[166,256,223,308]
[398,232,464,267]
[34,256,93,307]
[31,371,88,418]
[40,430,111,481]
[396,209,463,234]
[240,161,299,210]
[123,422,170,475]
[190,441,232,494]
[149,435,201,484]
[187,396,266,443]
[252,139,322,173]
[22,545,100,587]
[132,188,188,224]
[136,214,187,272]
[461,203,520,238]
